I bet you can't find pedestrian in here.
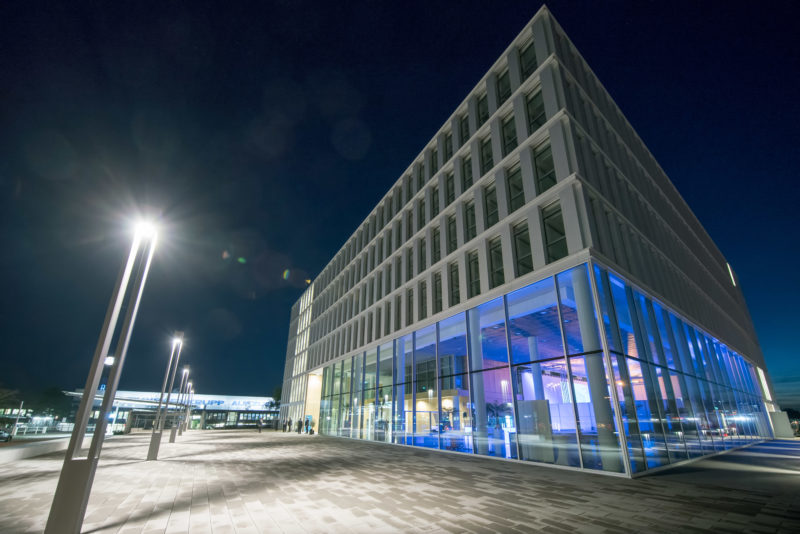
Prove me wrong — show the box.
[287,418,292,433]
[304,419,309,434]
[296,420,302,434]
[257,418,263,433]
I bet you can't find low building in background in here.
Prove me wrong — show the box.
[280,5,783,476]
[66,389,279,432]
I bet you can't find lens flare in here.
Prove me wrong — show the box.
[237,257,246,264]
[282,269,290,280]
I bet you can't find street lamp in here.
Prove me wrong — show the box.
[179,380,192,435]
[46,220,158,534]
[147,334,183,460]
[170,367,189,442]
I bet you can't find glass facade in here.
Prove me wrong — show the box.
[317,262,772,475]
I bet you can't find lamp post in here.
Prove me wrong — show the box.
[179,380,192,435]
[46,222,157,534]
[185,386,195,431]
[170,368,188,442]
[147,334,183,460]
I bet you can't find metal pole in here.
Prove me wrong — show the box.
[147,336,181,460]
[46,229,155,534]
[170,370,188,442]
[148,340,183,459]
[183,384,193,432]
[11,401,24,438]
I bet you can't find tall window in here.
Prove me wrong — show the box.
[477,94,489,127]
[462,156,473,190]
[448,262,460,306]
[484,183,499,227]
[418,281,427,320]
[431,148,439,175]
[444,132,453,162]
[432,227,441,264]
[406,248,414,281]
[394,296,401,331]
[501,115,517,156]
[416,164,424,191]
[467,250,481,298]
[480,137,493,175]
[406,289,414,326]
[386,263,392,293]
[418,237,427,273]
[526,90,546,134]
[512,222,533,276]
[405,211,413,240]
[464,201,477,242]
[417,199,426,230]
[445,172,455,205]
[447,262,461,306]
[394,257,401,289]
[497,70,511,105]
[488,237,504,288]
[534,144,556,193]
[459,114,470,146]
[542,202,568,263]
[507,164,525,213]
[520,39,537,80]
[446,214,457,254]
[433,272,443,314]
[431,185,440,218]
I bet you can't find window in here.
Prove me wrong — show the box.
[395,224,402,249]
[445,172,455,206]
[406,289,414,326]
[501,115,517,156]
[418,281,427,320]
[444,133,453,162]
[520,39,537,80]
[477,94,489,127]
[464,201,477,242]
[512,222,533,276]
[416,164,424,191]
[431,148,439,175]
[446,215,457,254]
[459,114,470,146]
[406,248,414,281]
[542,203,568,263]
[417,199,426,230]
[418,237,427,273]
[484,183,499,227]
[480,137,493,175]
[526,90,546,134]
[394,257,401,289]
[497,70,511,105]
[534,144,556,193]
[432,227,441,264]
[433,272,443,314]
[394,296,401,331]
[506,164,525,213]
[405,211,413,240]
[448,262,460,306]
[431,186,440,218]
[488,237,504,288]
[386,263,392,294]
[467,250,480,298]
[462,156,473,190]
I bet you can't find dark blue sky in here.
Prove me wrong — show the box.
[1,1,798,407]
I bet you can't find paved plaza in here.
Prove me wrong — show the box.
[1,430,799,533]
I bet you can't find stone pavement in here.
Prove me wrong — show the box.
[1,430,799,534]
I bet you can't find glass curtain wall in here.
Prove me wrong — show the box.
[316,262,771,476]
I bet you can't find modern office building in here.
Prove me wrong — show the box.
[281,5,782,475]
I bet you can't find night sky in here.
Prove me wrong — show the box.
[1,1,798,408]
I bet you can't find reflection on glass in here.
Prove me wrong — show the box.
[468,297,509,370]
[556,265,601,356]
[414,325,439,448]
[470,368,517,459]
[439,313,472,453]
[513,358,579,467]
[393,335,413,445]
[506,278,564,365]
[376,341,393,442]
[569,354,623,472]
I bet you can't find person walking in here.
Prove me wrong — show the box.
[257,418,263,433]
[287,418,292,433]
